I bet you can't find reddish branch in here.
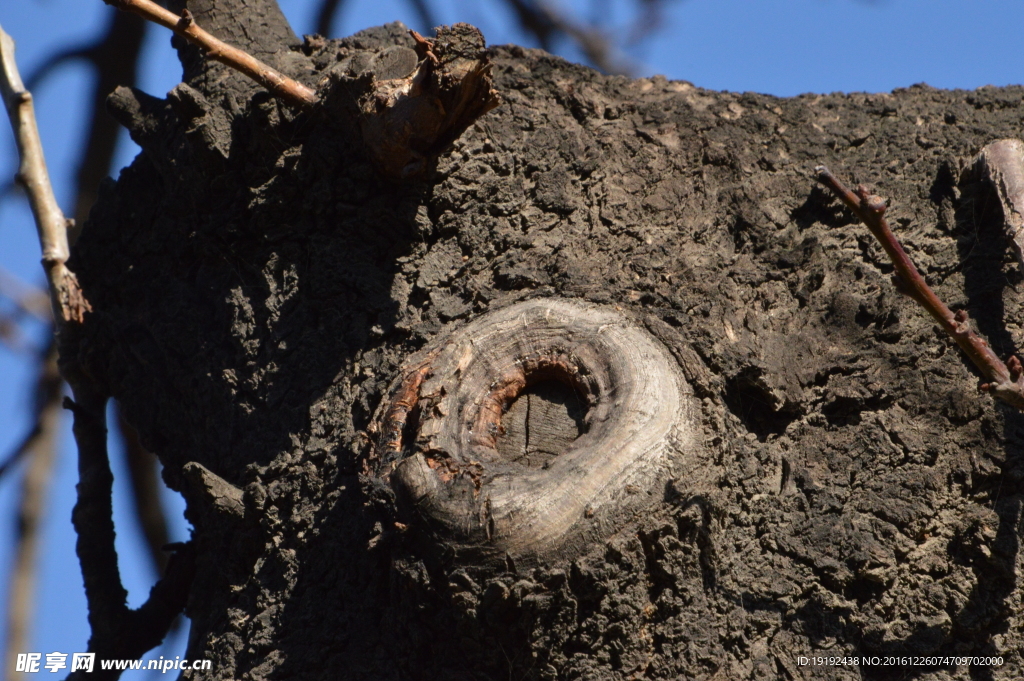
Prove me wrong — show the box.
[103,0,318,107]
[816,166,1024,411]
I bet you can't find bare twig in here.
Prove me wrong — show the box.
[0,26,92,325]
[0,12,147,246]
[816,166,1024,410]
[973,139,1024,273]
[0,268,52,323]
[2,22,190,672]
[314,0,345,37]
[102,0,318,107]
[69,10,148,245]
[66,391,128,638]
[66,391,195,681]
[505,0,634,75]
[118,410,170,576]
[0,27,85,674]
[3,343,61,681]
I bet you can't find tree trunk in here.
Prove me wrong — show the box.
[63,2,1024,679]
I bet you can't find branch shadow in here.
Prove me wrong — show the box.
[778,167,1023,681]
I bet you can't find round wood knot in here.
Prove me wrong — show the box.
[372,297,697,565]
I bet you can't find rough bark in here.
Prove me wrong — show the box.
[62,9,1024,681]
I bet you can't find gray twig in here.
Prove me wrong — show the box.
[1,22,193,677]
[2,344,61,681]
[0,26,92,325]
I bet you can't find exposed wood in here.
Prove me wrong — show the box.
[377,297,699,565]
[496,379,586,468]
[973,139,1024,271]
[321,23,500,178]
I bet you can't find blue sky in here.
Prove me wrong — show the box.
[1,0,1023,671]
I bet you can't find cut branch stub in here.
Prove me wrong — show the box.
[972,138,1024,272]
[372,298,698,565]
[322,23,500,179]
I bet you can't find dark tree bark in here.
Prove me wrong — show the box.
[62,1,1024,678]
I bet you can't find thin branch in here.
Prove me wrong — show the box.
[118,409,170,576]
[23,45,96,92]
[2,22,190,674]
[0,268,52,323]
[816,166,1024,411]
[66,391,195,681]
[66,390,128,657]
[2,13,147,247]
[505,0,634,75]
[2,343,61,681]
[103,0,318,107]
[314,0,345,37]
[70,10,148,245]
[0,26,92,325]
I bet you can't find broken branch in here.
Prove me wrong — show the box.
[972,139,1024,272]
[815,165,1024,411]
[102,0,318,107]
[0,25,92,325]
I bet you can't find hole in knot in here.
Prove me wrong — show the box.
[378,297,696,564]
[496,378,587,468]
